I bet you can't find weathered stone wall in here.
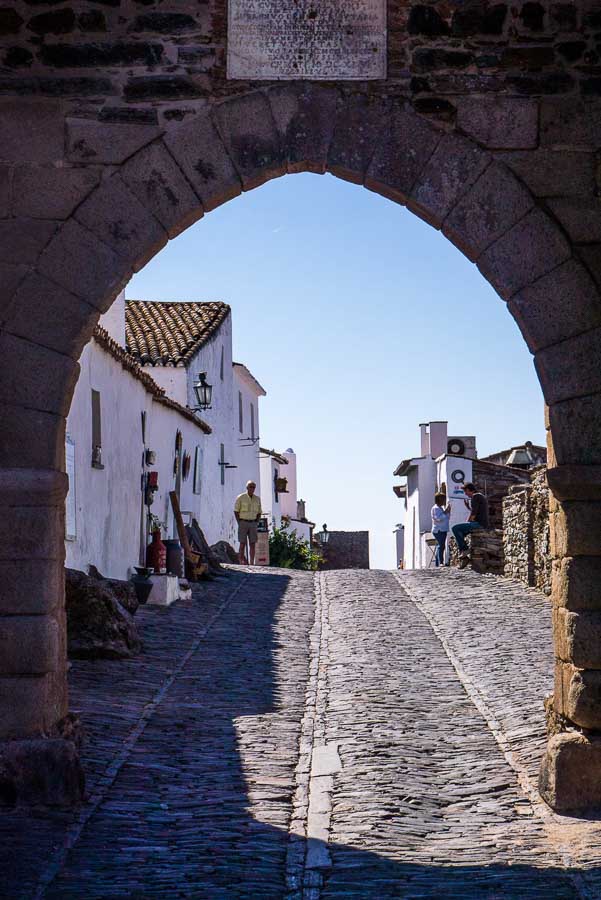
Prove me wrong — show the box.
[503,484,534,583]
[321,532,370,570]
[2,0,601,116]
[472,458,531,529]
[449,528,505,573]
[502,465,551,593]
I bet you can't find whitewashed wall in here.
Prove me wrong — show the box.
[65,341,210,579]
[279,449,297,518]
[260,454,286,530]
[232,366,262,502]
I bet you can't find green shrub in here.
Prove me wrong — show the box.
[269,524,322,571]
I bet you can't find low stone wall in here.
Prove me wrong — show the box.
[503,485,534,585]
[449,529,505,575]
[502,466,551,595]
[320,531,369,570]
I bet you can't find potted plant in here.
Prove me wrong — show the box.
[146,514,168,574]
[131,565,154,604]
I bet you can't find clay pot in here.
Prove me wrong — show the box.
[146,530,166,574]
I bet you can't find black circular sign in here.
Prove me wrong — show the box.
[451,469,465,484]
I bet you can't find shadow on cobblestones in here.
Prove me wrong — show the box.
[0,568,595,899]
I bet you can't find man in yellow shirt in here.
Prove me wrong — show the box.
[234,480,262,565]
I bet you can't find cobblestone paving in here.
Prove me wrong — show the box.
[1,567,601,899]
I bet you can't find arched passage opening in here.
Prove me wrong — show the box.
[2,86,601,812]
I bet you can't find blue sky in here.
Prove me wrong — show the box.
[128,172,546,569]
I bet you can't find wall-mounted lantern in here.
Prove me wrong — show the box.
[192,372,213,411]
[317,524,329,544]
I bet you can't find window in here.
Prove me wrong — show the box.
[220,443,225,486]
[91,389,103,468]
[238,391,243,433]
[250,403,255,441]
[220,346,224,381]
[193,446,202,495]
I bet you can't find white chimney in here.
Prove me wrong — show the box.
[98,289,126,347]
[419,424,430,457]
[429,421,448,459]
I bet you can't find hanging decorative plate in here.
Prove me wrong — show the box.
[182,451,191,481]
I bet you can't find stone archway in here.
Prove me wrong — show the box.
[2,85,601,811]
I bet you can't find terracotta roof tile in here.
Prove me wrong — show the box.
[125,300,230,366]
[92,326,211,434]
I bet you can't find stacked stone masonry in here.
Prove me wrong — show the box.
[502,465,552,592]
[0,0,600,811]
[320,531,370,570]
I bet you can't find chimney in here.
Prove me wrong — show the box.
[429,421,448,459]
[419,423,430,457]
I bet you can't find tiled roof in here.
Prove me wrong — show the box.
[93,326,212,434]
[125,300,230,367]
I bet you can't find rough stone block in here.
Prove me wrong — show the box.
[457,97,538,149]
[549,394,601,467]
[554,607,601,668]
[213,92,286,191]
[366,102,442,203]
[0,506,65,562]
[0,467,68,507]
[547,198,601,244]
[74,174,167,272]
[408,132,491,228]
[539,98,599,149]
[0,262,28,316]
[120,139,202,239]
[443,162,533,261]
[501,149,596,198]
[540,732,601,812]
[164,109,242,213]
[0,616,59,676]
[0,219,58,265]
[0,166,9,217]
[552,557,601,611]
[329,94,392,187]
[0,675,54,739]
[66,117,160,165]
[38,219,131,312]
[12,166,100,220]
[549,501,601,558]
[0,100,64,164]
[0,736,84,806]
[477,207,570,300]
[0,560,63,616]
[0,403,64,470]
[0,333,78,418]
[6,272,99,358]
[547,464,601,501]
[508,258,601,353]
[577,244,601,291]
[266,83,339,175]
[554,661,601,730]
[535,327,601,405]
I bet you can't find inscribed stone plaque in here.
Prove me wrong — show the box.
[227,0,387,81]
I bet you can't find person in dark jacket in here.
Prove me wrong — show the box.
[452,482,489,565]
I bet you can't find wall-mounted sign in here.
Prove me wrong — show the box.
[227,0,387,81]
[65,435,77,541]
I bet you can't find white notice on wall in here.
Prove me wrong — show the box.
[65,435,77,541]
[227,0,387,80]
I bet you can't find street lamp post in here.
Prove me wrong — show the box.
[192,372,213,411]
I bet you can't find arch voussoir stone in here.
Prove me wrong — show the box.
[365,102,442,206]
[508,258,601,353]
[73,173,168,274]
[164,108,242,213]
[120,139,204,241]
[407,131,491,230]
[327,93,393,186]
[0,333,78,419]
[535,326,601,406]
[442,161,534,262]
[478,206,571,300]
[265,83,339,175]
[213,91,287,192]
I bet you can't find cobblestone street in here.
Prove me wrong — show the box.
[2,567,601,899]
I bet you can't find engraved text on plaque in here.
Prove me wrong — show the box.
[227,0,387,81]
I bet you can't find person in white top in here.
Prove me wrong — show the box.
[431,492,451,567]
